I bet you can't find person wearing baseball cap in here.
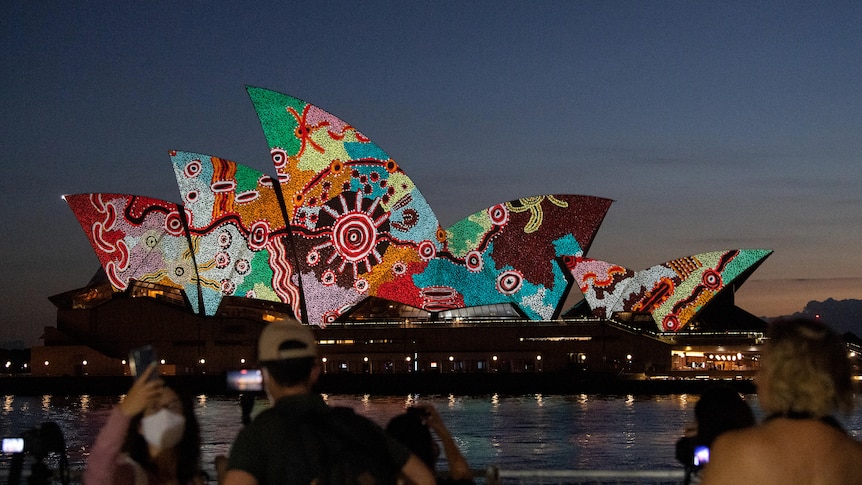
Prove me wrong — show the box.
[222,318,434,485]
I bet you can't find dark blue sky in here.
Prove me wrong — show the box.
[2,1,861,345]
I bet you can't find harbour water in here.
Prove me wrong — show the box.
[2,392,862,479]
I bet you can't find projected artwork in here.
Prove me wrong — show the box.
[170,151,300,317]
[563,249,773,331]
[66,87,613,324]
[65,86,770,330]
[64,193,197,300]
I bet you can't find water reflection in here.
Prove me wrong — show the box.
[1,393,860,478]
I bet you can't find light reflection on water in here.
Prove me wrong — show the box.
[1,393,861,478]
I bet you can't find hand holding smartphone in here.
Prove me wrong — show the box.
[129,345,158,381]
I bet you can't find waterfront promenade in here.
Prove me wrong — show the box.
[0,370,757,396]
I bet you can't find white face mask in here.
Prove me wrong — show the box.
[140,408,186,449]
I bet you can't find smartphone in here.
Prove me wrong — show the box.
[226,369,262,392]
[693,445,709,467]
[2,437,24,454]
[129,345,158,380]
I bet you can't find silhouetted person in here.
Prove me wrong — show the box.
[675,385,755,484]
[387,405,473,484]
[240,393,255,426]
[702,318,862,484]
[222,318,434,485]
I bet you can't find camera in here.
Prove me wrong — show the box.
[2,437,24,454]
[129,345,158,380]
[675,436,709,468]
[693,445,709,466]
[2,422,69,485]
[2,423,65,458]
[226,369,262,392]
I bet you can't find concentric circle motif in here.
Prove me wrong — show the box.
[488,204,509,226]
[315,191,391,275]
[185,190,199,204]
[663,315,680,331]
[418,240,436,261]
[322,310,340,325]
[496,270,523,295]
[701,269,722,290]
[333,212,377,262]
[183,159,202,178]
[170,260,192,285]
[321,270,336,286]
[248,220,270,250]
[234,258,250,275]
[270,148,288,169]
[465,251,484,273]
[220,278,236,295]
[354,278,369,294]
[218,231,232,249]
[306,249,320,266]
[143,231,159,249]
[214,251,231,269]
[164,211,185,236]
[392,261,407,276]
[561,255,578,270]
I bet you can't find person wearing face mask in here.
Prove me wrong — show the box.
[84,363,205,485]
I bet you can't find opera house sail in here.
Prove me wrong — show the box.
[47,87,773,378]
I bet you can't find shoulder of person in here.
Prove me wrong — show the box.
[709,427,768,466]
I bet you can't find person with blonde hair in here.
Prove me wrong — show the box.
[702,317,862,484]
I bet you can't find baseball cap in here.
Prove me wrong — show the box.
[258,318,318,361]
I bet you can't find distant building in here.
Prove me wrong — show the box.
[40,87,781,379]
[33,275,769,379]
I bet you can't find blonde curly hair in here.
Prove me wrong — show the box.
[758,318,854,417]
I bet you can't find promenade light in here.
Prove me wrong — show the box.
[160,359,166,365]
[199,358,206,364]
[44,361,49,366]
[240,358,246,364]
[82,360,88,366]
[536,355,542,361]
[449,356,454,362]
[405,356,411,362]
[492,355,498,361]
[322,357,328,363]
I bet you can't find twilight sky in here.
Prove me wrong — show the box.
[2,1,861,345]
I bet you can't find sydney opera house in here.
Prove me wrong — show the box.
[33,87,773,382]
